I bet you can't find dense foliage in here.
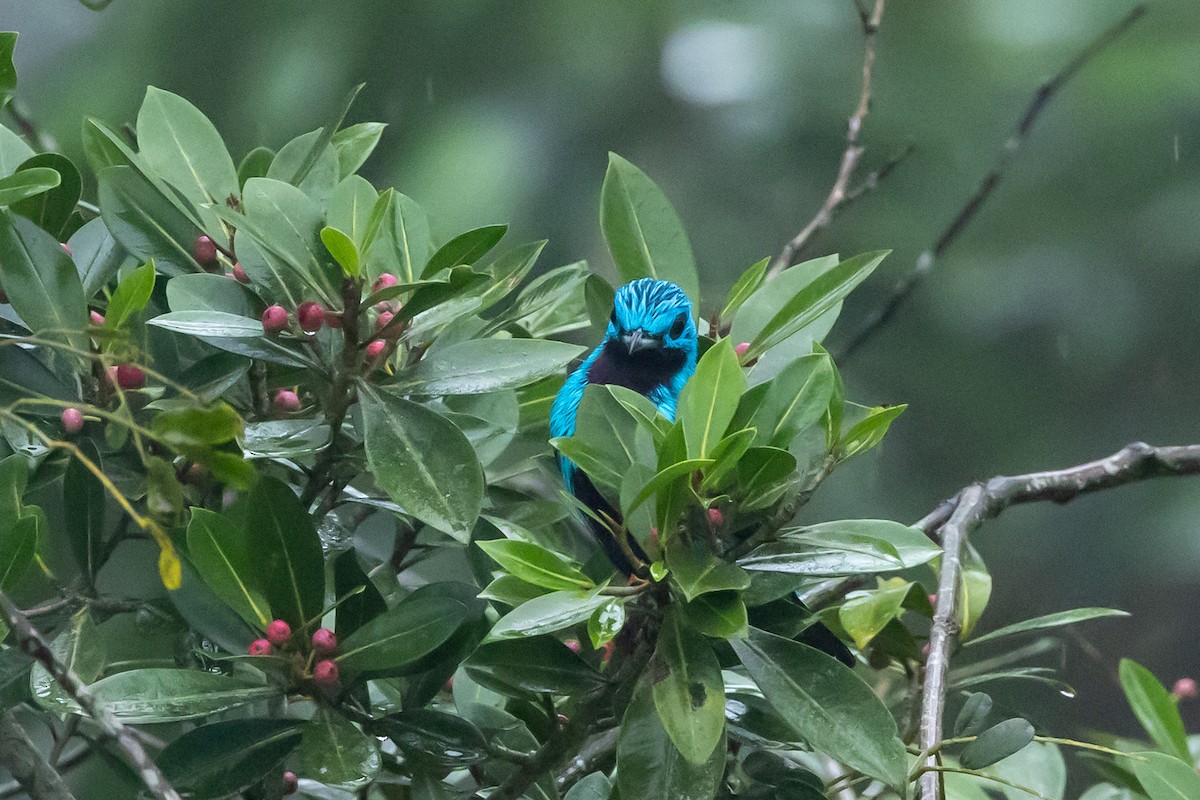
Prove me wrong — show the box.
[0,30,1197,800]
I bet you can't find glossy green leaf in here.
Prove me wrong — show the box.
[187,508,270,629]
[63,439,105,585]
[751,352,835,447]
[473,239,546,313]
[30,610,104,713]
[147,310,313,368]
[321,225,360,276]
[465,636,605,696]
[0,166,60,206]
[624,457,713,518]
[157,718,303,800]
[267,128,339,201]
[360,386,485,540]
[479,574,550,607]
[666,540,751,602]
[1131,752,1200,800]
[681,591,748,639]
[477,539,594,591]
[740,519,940,576]
[503,261,592,336]
[839,578,915,650]
[421,223,507,278]
[12,153,82,237]
[97,165,204,276]
[398,338,585,395]
[1120,659,1190,761]
[959,543,992,639]
[600,153,699,304]
[959,718,1035,769]
[588,597,626,649]
[954,692,994,737]
[488,589,611,639]
[104,261,155,331]
[165,271,254,316]
[168,556,260,655]
[617,676,724,800]
[77,668,280,722]
[0,513,36,590]
[650,609,725,764]
[381,708,491,767]
[735,446,797,510]
[0,210,89,359]
[336,592,469,675]
[730,627,907,788]
[839,404,907,460]
[699,427,757,491]
[369,190,432,283]
[333,550,387,641]
[237,176,338,303]
[297,705,381,790]
[284,83,362,187]
[968,607,1130,647]
[244,476,324,631]
[678,338,745,459]
[331,121,387,178]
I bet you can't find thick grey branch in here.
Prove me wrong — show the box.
[0,590,181,800]
[0,711,76,800]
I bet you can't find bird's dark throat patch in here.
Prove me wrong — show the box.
[589,340,688,395]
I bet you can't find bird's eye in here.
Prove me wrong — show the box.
[669,312,688,339]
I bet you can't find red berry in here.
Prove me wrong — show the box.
[61,408,84,435]
[261,305,289,334]
[282,771,298,796]
[602,640,615,665]
[311,628,337,657]
[297,301,325,333]
[734,342,751,358]
[248,639,272,656]
[564,639,582,654]
[364,339,387,361]
[89,310,105,326]
[371,273,398,295]
[273,390,300,414]
[114,364,145,390]
[193,235,217,265]
[60,242,72,257]
[313,659,340,688]
[1173,677,1198,700]
[266,619,292,647]
[323,308,343,328]
[232,263,249,283]
[707,508,724,526]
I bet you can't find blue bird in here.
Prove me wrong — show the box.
[550,278,698,574]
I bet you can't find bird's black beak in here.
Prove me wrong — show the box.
[621,329,662,355]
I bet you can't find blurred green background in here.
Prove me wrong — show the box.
[7,0,1199,746]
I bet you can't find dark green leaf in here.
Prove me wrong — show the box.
[0,166,60,206]
[564,772,613,800]
[97,165,204,276]
[730,627,907,788]
[236,146,274,188]
[237,176,339,303]
[187,508,270,629]
[421,223,507,278]
[600,153,699,304]
[650,609,726,764]
[147,310,314,368]
[681,591,748,639]
[67,217,127,298]
[157,718,303,800]
[465,636,605,696]
[82,668,280,722]
[967,608,1130,647]
[244,476,324,631]
[0,210,89,359]
[63,439,105,585]
[678,339,745,460]
[11,153,81,238]
[368,190,432,284]
[750,352,835,447]
[959,718,1035,769]
[666,540,751,602]
[30,610,105,713]
[1119,659,1190,761]
[0,33,14,109]
[297,705,381,790]
[381,708,491,767]
[954,692,994,737]
[398,338,585,395]
[165,272,254,316]
[336,592,470,675]
[0,513,35,590]
[333,550,386,641]
[168,556,259,654]
[739,520,940,576]
[477,539,594,591]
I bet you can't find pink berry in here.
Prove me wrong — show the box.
[232,263,249,283]
[273,390,300,414]
[929,593,938,607]
[282,771,298,796]
[89,310,105,326]
[297,301,324,333]
[564,639,582,654]
[311,628,338,657]
[61,408,84,435]
[105,365,119,385]
[60,243,72,257]
[114,364,145,390]
[323,308,343,328]
[707,508,724,526]
[313,659,340,688]
[193,235,217,265]
[261,305,289,334]
[1174,677,1198,700]
[371,273,398,294]
[375,311,403,339]
[734,342,751,357]
[365,339,387,361]
[266,619,292,647]
[248,639,272,656]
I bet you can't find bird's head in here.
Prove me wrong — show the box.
[606,278,697,360]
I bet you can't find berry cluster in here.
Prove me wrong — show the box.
[247,619,341,693]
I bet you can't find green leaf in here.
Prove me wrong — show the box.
[267,128,340,201]
[187,508,270,629]
[721,257,770,321]
[286,83,363,188]
[336,592,469,675]
[331,121,387,178]
[954,692,994,737]
[79,668,280,722]
[63,440,105,585]
[236,145,274,188]
[97,165,205,276]
[600,153,699,305]
[30,609,105,713]
[465,637,605,696]
[104,261,155,331]
[0,513,36,590]
[617,676,724,800]
[0,125,33,180]
[479,574,550,607]
[677,338,745,459]
[421,223,507,278]
[699,427,757,491]
[838,404,907,460]
[0,33,15,109]
[68,217,127,298]
[650,609,725,764]
[680,591,748,639]
[333,550,387,640]
[369,190,432,284]
[959,543,992,639]
[297,705,381,790]
[666,540,751,602]
[488,589,611,639]
[588,597,626,649]
[1119,659,1190,761]
[750,352,835,447]
[237,177,339,303]
[730,627,908,788]
[11,153,82,238]
[360,386,485,540]
[398,338,585,395]
[165,271,254,316]
[0,210,89,360]
[157,718,304,800]
[168,556,259,655]
[959,718,1035,769]
[838,578,915,650]
[473,240,547,313]
[326,174,376,243]
[244,476,324,631]
[381,708,491,768]
[1131,752,1200,800]
[321,225,360,276]
[740,520,940,576]
[477,539,594,591]
[564,772,613,800]
[0,166,60,206]
[147,310,313,368]
[624,457,714,519]
[136,86,239,234]
[967,608,1130,647]
[983,741,1067,800]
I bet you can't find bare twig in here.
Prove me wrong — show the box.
[915,440,1200,800]
[0,590,182,800]
[555,728,618,794]
[768,0,887,278]
[0,711,76,800]
[837,4,1147,362]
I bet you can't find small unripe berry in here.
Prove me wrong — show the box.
[313,659,340,688]
[232,263,249,283]
[371,273,398,295]
[266,619,292,647]
[273,390,300,414]
[248,639,272,656]
[323,308,343,328]
[1173,677,1198,700]
[375,311,402,339]
[114,364,145,390]
[929,593,938,607]
[364,339,387,361]
[564,639,582,654]
[60,243,72,257]
[707,507,724,526]
[282,771,298,796]
[734,342,751,358]
[193,235,217,265]
[184,463,206,484]
[61,408,84,435]
[311,628,338,657]
[297,301,325,333]
[89,310,105,326]
[261,305,289,334]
